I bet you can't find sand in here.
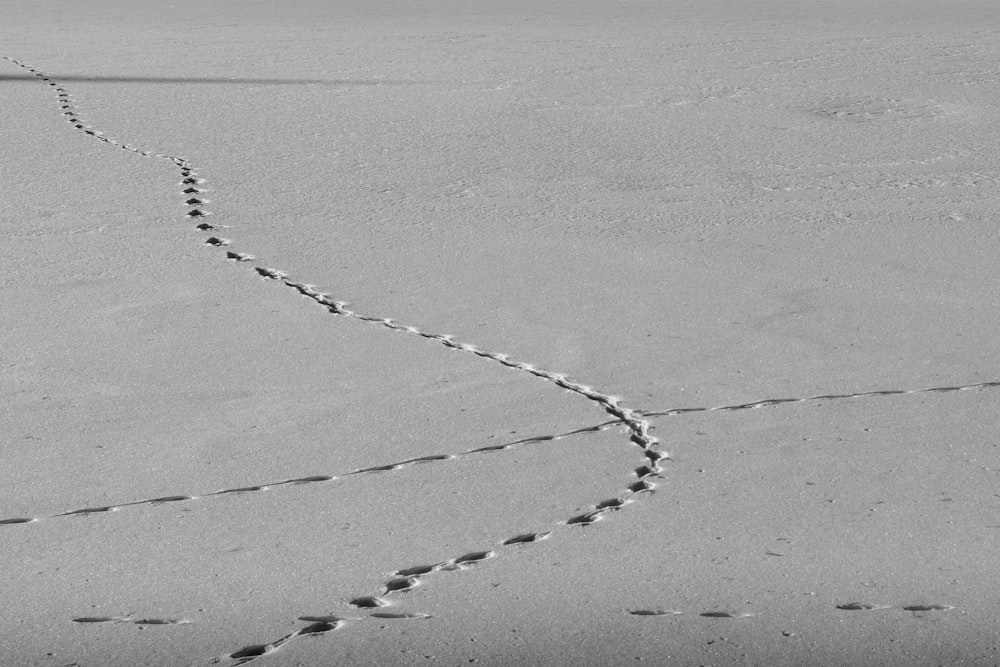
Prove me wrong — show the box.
[3,1,1000,665]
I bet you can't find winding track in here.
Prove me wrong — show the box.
[5,56,997,663]
[4,56,668,664]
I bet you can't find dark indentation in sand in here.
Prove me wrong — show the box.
[628,480,655,494]
[72,617,124,623]
[297,621,337,635]
[0,518,35,525]
[298,615,349,623]
[370,612,431,619]
[634,465,658,479]
[195,223,216,231]
[255,267,282,279]
[281,475,333,484]
[502,532,549,545]
[61,506,115,516]
[595,498,626,511]
[186,209,206,217]
[403,454,453,464]
[566,511,601,526]
[643,449,668,464]
[357,463,400,473]
[629,610,682,616]
[230,645,269,659]
[213,486,264,495]
[183,187,201,194]
[204,237,228,246]
[700,611,745,618]
[384,578,418,593]
[147,495,192,504]
[396,565,437,577]
[836,602,889,611]
[455,551,493,564]
[902,604,953,612]
[467,444,509,453]
[350,597,388,608]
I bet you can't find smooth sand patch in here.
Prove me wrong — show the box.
[3,1,1000,665]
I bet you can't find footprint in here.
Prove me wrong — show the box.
[0,518,35,525]
[133,618,191,625]
[395,564,438,577]
[700,611,754,618]
[212,486,265,495]
[296,621,338,635]
[595,498,628,511]
[254,267,284,280]
[370,612,431,620]
[146,495,193,504]
[298,615,355,623]
[402,454,453,464]
[628,480,655,494]
[350,597,389,609]
[901,604,953,612]
[634,465,659,480]
[566,511,602,526]
[454,551,493,565]
[502,532,550,545]
[836,602,892,611]
[60,506,117,516]
[629,610,683,616]
[384,578,419,593]
[467,444,510,453]
[229,645,269,659]
[278,475,333,485]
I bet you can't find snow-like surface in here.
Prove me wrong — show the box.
[3,1,1000,664]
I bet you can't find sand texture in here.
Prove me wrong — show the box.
[3,1,1000,665]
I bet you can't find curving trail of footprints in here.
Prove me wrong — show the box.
[5,56,666,663]
[2,57,981,663]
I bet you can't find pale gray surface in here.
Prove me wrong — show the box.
[3,2,1000,665]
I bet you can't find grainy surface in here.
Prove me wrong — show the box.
[3,2,1000,665]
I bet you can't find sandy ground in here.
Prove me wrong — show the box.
[3,1,1000,665]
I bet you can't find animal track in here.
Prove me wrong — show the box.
[700,611,754,619]
[836,603,953,613]
[4,56,992,665]
[71,616,191,626]
[641,381,1000,419]
[218,617,347,666]
[901,604,954,612]
[502,532,550,545]
[349,597,389,609]
[836,602,891,611]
